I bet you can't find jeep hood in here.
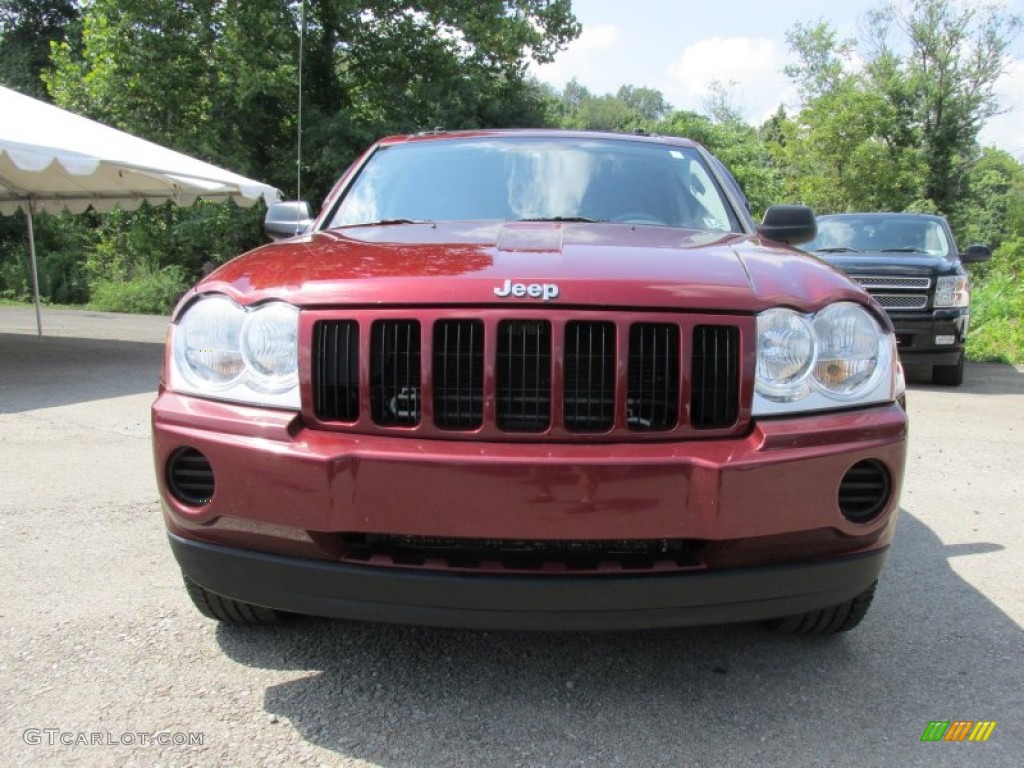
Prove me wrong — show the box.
[190,222,869,316]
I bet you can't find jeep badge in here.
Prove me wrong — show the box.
[493,280,560,301]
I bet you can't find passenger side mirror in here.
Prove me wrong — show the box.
[759,205,817,246]
[264,201,314,240]
[961,244,992,264]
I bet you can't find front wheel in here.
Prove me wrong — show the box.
[932,354,965,387]
[183,575,281,625]
[766,581,877,635]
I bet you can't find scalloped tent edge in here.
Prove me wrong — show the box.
[0,86,282,335]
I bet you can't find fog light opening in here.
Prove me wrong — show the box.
[167,447,215,507]
[838,460,891,524]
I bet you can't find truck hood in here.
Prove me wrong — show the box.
[189,222,869,315]
[815,251,961,278]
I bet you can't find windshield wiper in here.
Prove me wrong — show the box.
[880,247,925,253]
[345,218,431,227]
[815,246,861,253]
[516,216,604,223]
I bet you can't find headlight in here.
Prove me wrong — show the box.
[934,276,969,308]
[170,295,300,409]
[754,302,895,415]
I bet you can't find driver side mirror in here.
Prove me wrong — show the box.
[759,205,817,246]
[264,201,314,241]
[961,244,992,264]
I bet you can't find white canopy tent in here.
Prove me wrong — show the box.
[0,85,281,335]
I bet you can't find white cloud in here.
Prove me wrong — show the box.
[531,24,621,89]
[665,37,799,123]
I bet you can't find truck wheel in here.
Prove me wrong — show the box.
[767,581,876,635]
[183,575,280,624]
[932,354,965,387]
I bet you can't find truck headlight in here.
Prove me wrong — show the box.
[934,276,969,308]
[170,295,300,409]
[754,302,895,415]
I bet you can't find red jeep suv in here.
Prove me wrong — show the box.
[152,130,907,634]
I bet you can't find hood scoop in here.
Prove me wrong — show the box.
[496,222,564,253]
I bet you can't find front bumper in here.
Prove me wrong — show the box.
[154,392,907,630]
[171,533,889,630]
[889,308,969,366]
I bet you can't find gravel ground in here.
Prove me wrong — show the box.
[1,306,1022,767]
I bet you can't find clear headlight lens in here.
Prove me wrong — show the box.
[241,303,300,392]
[934,276,969,308]
[170,295,300,409]
[812,303,881,396]
[756,309,816,401]
[754,302,894,415]
[174,296,245,389]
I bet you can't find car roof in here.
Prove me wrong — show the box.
[374,128,701,150]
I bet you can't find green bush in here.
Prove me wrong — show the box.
[967,241,1024,363]
[89,265,188,315]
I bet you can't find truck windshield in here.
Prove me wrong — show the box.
[327,136,741,233]
[807,215,952,257]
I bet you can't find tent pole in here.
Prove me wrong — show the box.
[26,202,42,336]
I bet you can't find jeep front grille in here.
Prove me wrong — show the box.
[311,310,749,440]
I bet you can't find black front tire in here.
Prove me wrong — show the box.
[183,575,280,625]
[932,354,965,386]
[767,581,877,635]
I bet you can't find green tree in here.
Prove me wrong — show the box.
[0,0,78,99]
[866,0,1022,216]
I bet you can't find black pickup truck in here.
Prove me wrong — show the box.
[804,213,991,386]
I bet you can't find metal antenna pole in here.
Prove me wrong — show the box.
[296,0,305,208]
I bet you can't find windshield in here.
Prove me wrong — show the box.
[327,136,741,233]
[807,215,952,257]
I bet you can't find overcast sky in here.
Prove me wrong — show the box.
[530,0,1024,157]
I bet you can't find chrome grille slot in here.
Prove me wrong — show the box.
[564,321,616,432]
[853,276,930,290]
[497,320,552,432]
[872,294,929,310]
[313,320,360,421]
[627,323,680,431]
[433,319,484,430]
[371,320,421,426]
[691,325,739,428]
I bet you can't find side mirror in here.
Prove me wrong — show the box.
[961,244,992,264]
[264,201,314,240]
[759,205,817,246]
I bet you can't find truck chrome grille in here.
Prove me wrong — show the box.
[872,294,929,310]
[853,275,930,290]
[310,311,748,439]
